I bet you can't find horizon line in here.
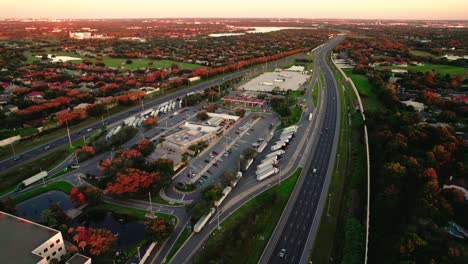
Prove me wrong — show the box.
[1,17,467,22]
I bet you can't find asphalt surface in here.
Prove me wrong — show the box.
[168,41,329,264]
[166,111,280,201]
[260,36,345,264]
[0,53,305,172]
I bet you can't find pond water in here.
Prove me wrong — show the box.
[16,190,74,223]
[35,54,82,62]
[448,222,466,239]
[209,26,316,37]
[73,210,145,249]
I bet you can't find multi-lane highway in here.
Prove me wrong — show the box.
[166,38,344,264]
[260,36,344,264]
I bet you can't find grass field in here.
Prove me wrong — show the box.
[342,68,384,112]
[311,80,319,107]
[409,50,441,59]
[375,63,468,77]
[164,227,193,264]
[12,181,73,204]
[194,168,302,264]
[24,50,200,70]
[87,203,177,223]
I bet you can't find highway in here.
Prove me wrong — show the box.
[167,39,340,264]
[260,36,345,264]
[0,53,304,172]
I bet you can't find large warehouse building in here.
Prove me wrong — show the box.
[240,69,310,92]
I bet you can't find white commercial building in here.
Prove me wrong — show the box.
[240,70,310,92]
[0,211,91,264]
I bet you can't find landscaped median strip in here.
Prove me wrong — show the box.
[192,168,302,264]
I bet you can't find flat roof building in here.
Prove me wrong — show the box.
[162,122,222,155]
[66,253,91,264]
[222,96,266,108]
[239,70,310,92]
[0,211,67,264]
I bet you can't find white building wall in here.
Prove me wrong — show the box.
[32,232,66,263]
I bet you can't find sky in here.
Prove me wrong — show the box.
[1,0,467,20]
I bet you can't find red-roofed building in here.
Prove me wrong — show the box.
[222,96,266,108]
[450,94,468,104]
[24,91,44,102]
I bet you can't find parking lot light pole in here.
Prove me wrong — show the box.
[148,192,153,215]
[216,205,220,230]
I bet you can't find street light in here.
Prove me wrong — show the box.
[148,192,153,215]
[216,205,221,230]
[137,246,141,262]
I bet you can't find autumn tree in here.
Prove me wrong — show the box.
[71,226,116,256]
[76,146,96,161]
[143,117,158,129]
[106,168,159,195]
[145,218,174,242]
[70,188,86,206]
[134,139,155,156]
[196,111,209,121]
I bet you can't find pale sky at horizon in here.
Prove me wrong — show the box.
[1,0,467,20]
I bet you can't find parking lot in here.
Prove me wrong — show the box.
[175,112,280,188]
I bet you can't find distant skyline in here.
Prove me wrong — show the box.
[1,0,467,20]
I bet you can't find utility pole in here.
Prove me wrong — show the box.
[278,165,281,185]
[66,120,73,148]
[137,246,141,262]
[148,192,153,215]
[10,143,16,158]
[216,205,220,230]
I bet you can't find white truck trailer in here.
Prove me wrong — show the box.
[257,141,268,153]
[194,208,216,233]
[214,186,232,207]
[16,171,48,191]
[256,167,279,181]
[265,150,285,159]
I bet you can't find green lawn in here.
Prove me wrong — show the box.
[12,181,73,204]
[194,168,302,264]
[375,63,468,77]
[409,50,440,59]
[311,73,320,107]
[24,50,200,70]
[87,203,177,223]
[164,227,193,264]
[342,68,384,112]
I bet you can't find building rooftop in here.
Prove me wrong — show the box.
[222,96,266,105]
[0,211,60,264]
[240,71,310,92]
[66,253,91,264]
